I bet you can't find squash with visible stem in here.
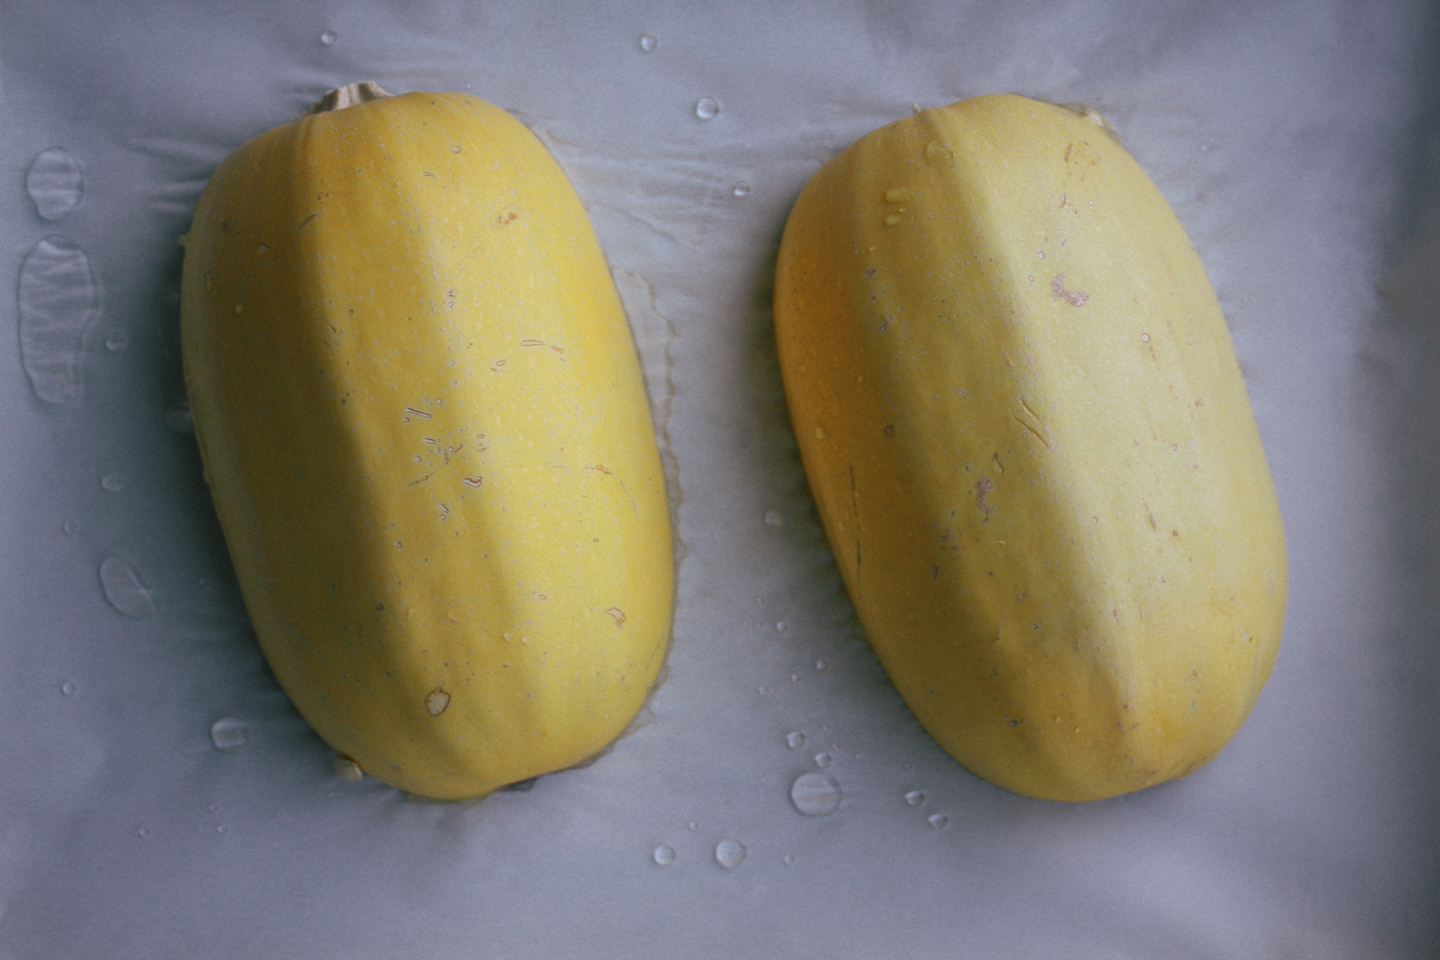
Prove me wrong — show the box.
[181,83,673,801]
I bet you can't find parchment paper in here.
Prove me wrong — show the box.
[2,2,1436,957]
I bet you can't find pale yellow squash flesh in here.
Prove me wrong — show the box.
[181,88,673,800]
[774,95,1285,801]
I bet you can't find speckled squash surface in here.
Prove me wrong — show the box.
[774,94,1285,801]
[181,85,673,800]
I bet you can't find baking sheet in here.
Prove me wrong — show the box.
[2,1,1437,957]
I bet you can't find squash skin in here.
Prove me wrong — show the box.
[774,95,1285,801]
[181,92,673,800]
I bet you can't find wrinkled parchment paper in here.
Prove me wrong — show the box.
[2,2,1437,956]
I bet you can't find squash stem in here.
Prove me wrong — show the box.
[304,81,392,115]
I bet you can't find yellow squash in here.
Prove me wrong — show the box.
[774,94,1285,801]
[181,84,672,800]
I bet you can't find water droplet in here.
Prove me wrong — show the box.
[103,329,127,353]
[99,557,156,619]
[62,519,77,535]
[764,509,784,527]
[100,474,124,492]
[1140,333,1150,342]
[18,236,102,405]
[165,397,194,434]
[653,843,676,866]
[786,731,806,750]
[927,813,949,829]
[26,148,85,221]
[714,838,746,869]
[815,659,828,672]
[694,97,720,120]
[883,213,903,226]
[924,139,954,165]
[790,673,801,682]
[782,854,795,865]
[320,29,337,45]
[775,620,788,632]
[687,821,698,831]
[1200,140,1214,152]
[61,681,76,696]
[732,182,752,197]
[814,752,832,769]
[137,827,150,839]
[210,717,250,751]
[790,772,841,816]
[904,790,925,806]
[215,824,228,834]
[333,756,364,781]
[639,33,658,52]
[758,685,768,695]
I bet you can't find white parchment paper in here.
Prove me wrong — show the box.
[2,2,1437,957]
